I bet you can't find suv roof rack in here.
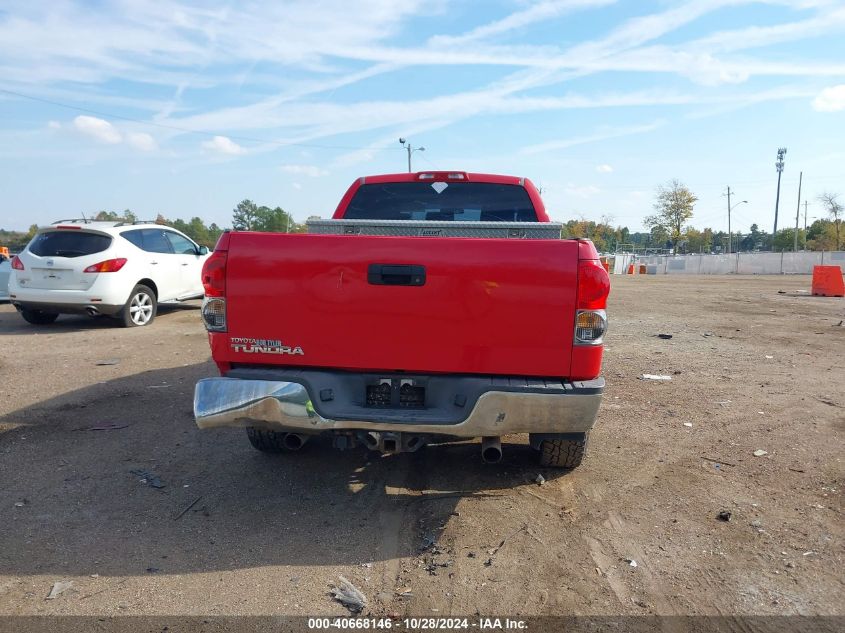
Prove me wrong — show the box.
[113,220,161,227]
[49,219,163,227]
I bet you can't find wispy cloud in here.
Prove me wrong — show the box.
[521,121,665,154]
[1,1,842,172]
[201,135,247,156]
[142,0,845,154]
[812,84,845,111]
[565,184,601,198]
[70,115,159,152]
[279,164,328,177]
[596,164,613,173]
[429,0,616,45]
[126,132,158,152]
[0,0,431,88]
[73,115,122,144]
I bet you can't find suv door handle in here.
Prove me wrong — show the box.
[150,261,159,265]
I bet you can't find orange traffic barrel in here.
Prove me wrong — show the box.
[639,264,647,275]
[601,260,610,273]
[627,264,635,275]
[812,265,845,297]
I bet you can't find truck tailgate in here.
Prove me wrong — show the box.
[215,232,579,377]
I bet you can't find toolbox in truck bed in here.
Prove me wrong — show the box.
[306,219,562,239]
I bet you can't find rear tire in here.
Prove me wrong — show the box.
[20,309,59,325]
[537,433,588,469]
[121,284,157,327]
[246,428,287,453]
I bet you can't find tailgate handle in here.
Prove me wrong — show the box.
[368,264,426,286]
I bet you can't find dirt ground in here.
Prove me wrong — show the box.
[0,275,843,620]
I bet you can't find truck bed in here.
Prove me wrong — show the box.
[213,231,580,377]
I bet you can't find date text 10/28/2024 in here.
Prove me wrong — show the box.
[308,618,528,630]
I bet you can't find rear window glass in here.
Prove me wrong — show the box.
[345,182,538,222]
[121,229,174,254]
[121,229,145,249]
[29,231,112,258]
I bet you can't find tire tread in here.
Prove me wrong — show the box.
[246,427,286,452]
[538,436,587,469]
[20,309,59,325]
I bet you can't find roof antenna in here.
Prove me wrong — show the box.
[81,211,88,223]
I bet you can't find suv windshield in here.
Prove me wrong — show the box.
[29,231,112,258]
[345,182,537,222]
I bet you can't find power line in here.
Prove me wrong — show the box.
[0,87,405,152]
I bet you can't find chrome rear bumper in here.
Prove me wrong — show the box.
[193,377,602,437]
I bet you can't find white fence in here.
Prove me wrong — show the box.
[613,251,845,275]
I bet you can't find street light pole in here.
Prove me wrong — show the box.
[726,186,732,254]
[399,138,425,173]
[724,186,747,254]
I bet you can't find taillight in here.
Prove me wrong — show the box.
[574,259,610,346]
[577,259,610,310]
[201,297,226,332]
[201,244,228,332]
[202,250,227,297]
[84,258,127,273]
[11,255,24,270]
[574,309,607,345]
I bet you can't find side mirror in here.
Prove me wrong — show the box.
[198,245,209,255]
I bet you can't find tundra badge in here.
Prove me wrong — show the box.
[230,337,304,356]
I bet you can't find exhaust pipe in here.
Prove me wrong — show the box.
[86,307,100,317]
[283,433,308,451]
[363,431,381,450]
[481,436,502,464]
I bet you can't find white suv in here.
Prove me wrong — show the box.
[9,220,211,327]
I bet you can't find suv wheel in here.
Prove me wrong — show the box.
[121,284,157,327]
[20,309,59,325]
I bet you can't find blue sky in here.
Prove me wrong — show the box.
[1,0,844,233]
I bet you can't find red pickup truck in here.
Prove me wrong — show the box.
[194,172,609,468]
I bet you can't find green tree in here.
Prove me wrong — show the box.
[684,227,714,253]
[739,223,767,251]
[253,206,294,232]
[94,209,136,223]
[818,192,842,250]
[773,228,805,251]
[645,180,697,251]
[649,224,670,249]
[806,219,838,251]
[232,199,259,231]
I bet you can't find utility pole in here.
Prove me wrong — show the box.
[794,171,802,252]
[726,186,732,254]
[773,147,786,249]
[399,138,425,173]
[803,200,809,250]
